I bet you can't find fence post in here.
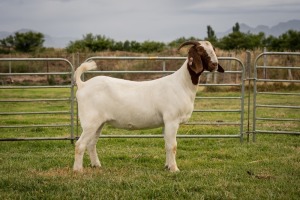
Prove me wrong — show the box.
[263,47,267,81]
[9,53,12,73]
[246,51,251,142]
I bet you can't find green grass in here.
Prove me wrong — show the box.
[0,88,299,199]
[0,88,73,138]
[0,135,299,199]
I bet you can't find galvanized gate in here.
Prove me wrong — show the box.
[253,52,300,141]
[0,58,75,141]
[0,56,245,142]
[82,56,245,141]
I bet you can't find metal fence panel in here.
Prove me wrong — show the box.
[253,52,300,141]
[0,58,75,142]
[81,56,245,141]
[0,56,245,142]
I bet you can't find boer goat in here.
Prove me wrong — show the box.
[73,41,224,172]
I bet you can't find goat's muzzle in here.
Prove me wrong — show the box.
[208,62,225,73]
[217,63,225,73]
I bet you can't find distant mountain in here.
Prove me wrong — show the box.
[216,19,300,38]
[0,29,78,48]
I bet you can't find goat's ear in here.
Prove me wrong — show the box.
[188,46,203,74]
[217,64,225,73]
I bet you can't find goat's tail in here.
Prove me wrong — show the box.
[74,61,97,89]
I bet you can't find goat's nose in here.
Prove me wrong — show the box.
[208,62,218,72]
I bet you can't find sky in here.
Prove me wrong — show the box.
[0,0,299,42]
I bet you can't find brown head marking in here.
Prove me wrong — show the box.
[178,40,224,85]
[178,41,204,85]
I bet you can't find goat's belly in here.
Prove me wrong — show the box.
[107,112,163,130]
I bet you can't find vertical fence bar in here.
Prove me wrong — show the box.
[162,60,166,71]
[70,62,75,144]
[253,55,258,142]
[246,51,251,142]
[240,61,246,143]
[263,47,267,80]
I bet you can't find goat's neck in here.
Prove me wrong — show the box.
[173,59,198,99]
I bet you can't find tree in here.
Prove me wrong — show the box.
[64,25,300,52]
[130,41,141,52]
[66,40,86,53]
[205,25,217,44]
[0,31,44,52]
[261,30,300,51]
[140,41,165,53]
[242,32,265,50]
[111,41,123,51]
[218,31,245,50]
[0,35,14,53]
[123,40,130,51]
[232,22,240,32]
[278,30,300,51]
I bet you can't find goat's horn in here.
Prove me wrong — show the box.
[178,41,199,51]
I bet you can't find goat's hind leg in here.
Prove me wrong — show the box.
[73,131,88,171]
[73,123,103,171]
[87,124,104,168]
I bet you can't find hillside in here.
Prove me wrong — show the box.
[217,19,300,38]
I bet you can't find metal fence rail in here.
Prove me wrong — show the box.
[0,58,75,142]
[253,52,300,141]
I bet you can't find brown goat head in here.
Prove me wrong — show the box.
[178,41,224,84]
[178,40,224,74]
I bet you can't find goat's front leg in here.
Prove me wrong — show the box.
[164,122,180,172]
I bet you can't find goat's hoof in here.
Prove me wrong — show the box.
[169,166,180,173]
[73,164,84,172]
[90,164,101,168]
[165,165,180,172]
[73,168,83,173]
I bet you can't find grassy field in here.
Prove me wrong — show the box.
[0,88,299,199]
[0,135,299,199]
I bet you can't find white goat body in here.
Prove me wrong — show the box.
[76,60,195,130]
[73,41,223,172]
